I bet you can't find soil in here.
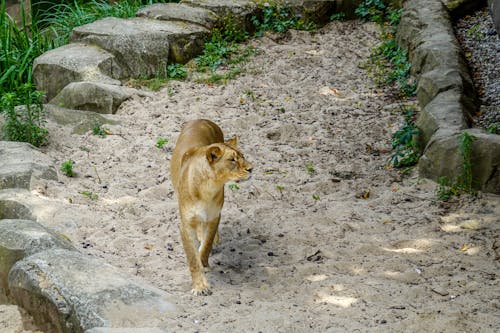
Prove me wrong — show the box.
[6,21,500,332]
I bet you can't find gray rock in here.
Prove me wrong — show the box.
[49,82,140,114]
[416,67,476,114]
[0,141,57,190]
[181,0,257,32]
[137,3,219,29]
[419,129,500,193]
[71,17,209,75]
[33,43,124,101]
[280,0,336,24]
[0,194,33,221]
[44,104,119,135]
[416,90,468,149]
[8,249,177,333]
[0,219,75,300]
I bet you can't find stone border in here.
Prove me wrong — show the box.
[1,0,498,331]
[397,0,499,193]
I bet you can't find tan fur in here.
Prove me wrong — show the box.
[170,119,252,295]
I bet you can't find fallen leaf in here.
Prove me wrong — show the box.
[382,219,393,224]
[460,244,470,252]
[144,245,153,250]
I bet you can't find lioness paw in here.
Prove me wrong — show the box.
[191,285,212,296]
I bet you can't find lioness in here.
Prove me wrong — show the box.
[170,119,252,295]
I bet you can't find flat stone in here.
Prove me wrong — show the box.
[181,0,257,31]
[49,82,141,114]
[0,190,33,221]
[33,43,124,101]
[9,249,178,333]
[44,104,119,135]
[0,219,75,300]
[71,17,209,74]
[0,141,57,190]
[137,3,218,29]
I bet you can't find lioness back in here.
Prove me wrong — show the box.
[171,119,223,191]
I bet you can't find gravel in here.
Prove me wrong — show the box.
[454,7,500,133]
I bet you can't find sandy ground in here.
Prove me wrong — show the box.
[6,21,500,332]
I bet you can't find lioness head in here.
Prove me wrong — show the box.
[205,137,252,182]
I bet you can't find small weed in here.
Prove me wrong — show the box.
[390,107,420,168]
[312,194,320,201]
[167,63,187,80]
[276,185,285,191]
[79,191,98,200]
[156,137,169,149]
[330,12,346,21]
[466,23,484,41]
[60,160,75,177]
[355,0,386,24]
[305,162,315,175]
[435,132,477,200]
[486,123,499,134]
[92,122,108,137]
[228,183,240,191]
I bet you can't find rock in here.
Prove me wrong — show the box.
[137,3,219,29]
[33,43,124,101]
[416,67,476,114]
[49,82,140,114]
[44,104,119,135]
[277,1,336,24]
[71,17,209,75]
[489,0,500,35]
[8,249,177,332]
[0,190,33,220]
[181,0,258,32]
[416,90,468,149]
[418,129,500,193]
[0,219,75,301]
[0,141,57,190]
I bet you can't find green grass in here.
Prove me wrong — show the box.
[92,122,108,137]
[155,137,169,148]
[389,107,420,168]
[60,160,76,177]
[79,191,98,200]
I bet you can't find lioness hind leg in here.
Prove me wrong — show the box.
[179,222,211,295]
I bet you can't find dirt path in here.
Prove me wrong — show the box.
[36,21,500,332]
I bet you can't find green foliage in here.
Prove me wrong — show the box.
[436,132,477,201]
[305,162,315,175]
[228,183,240,191]
[330,12,346,21]
[166,63,187,80]
[252,6,315,37]
[355,0,386,24]
[80,191,98,200]
[155,137,169,148]
[466,23,484,41]
[0,84,48,147]
[486,123,499,134]
[312,194,320,201]
[61,160,76,177]
[195,30,239,71]
[390,108,420,168]
[92,122,108,137]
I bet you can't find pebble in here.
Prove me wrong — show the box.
[455,7,499,132]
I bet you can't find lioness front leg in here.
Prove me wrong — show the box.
[179,219,211,295]
[199,216,220,268]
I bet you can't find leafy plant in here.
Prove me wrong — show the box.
[156,137,169,148]
[228,183,240,191]
[0,84,48,147]
[80,191,98,200]
[61,160,76,177]
[166,63,187,80]
[92,122,108,137]
[355,0,386,24]
[312,194,320,201]
[390,108,420,168]
[330,12,346,21]
[486,123,499,134]
[466,23,484,41]
[252,5,315,37]
[305,162,315,175]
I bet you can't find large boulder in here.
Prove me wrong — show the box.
[71,17,209,74]
[0,141,57,190]
[489,0,500,35]
[8,249,178,333]
[419,129,500,193]
[137,3,219,29]
[50,82,141,114]
[33,43,124,101]
[0,219,75,301]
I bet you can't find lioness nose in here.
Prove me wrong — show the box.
[246,165,253,173]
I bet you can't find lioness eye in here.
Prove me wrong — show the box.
[230,157,236,162]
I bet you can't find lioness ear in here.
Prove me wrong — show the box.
[226,135,238,147]
[206,146,222,163]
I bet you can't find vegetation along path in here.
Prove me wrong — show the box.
[28,16,500,331]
